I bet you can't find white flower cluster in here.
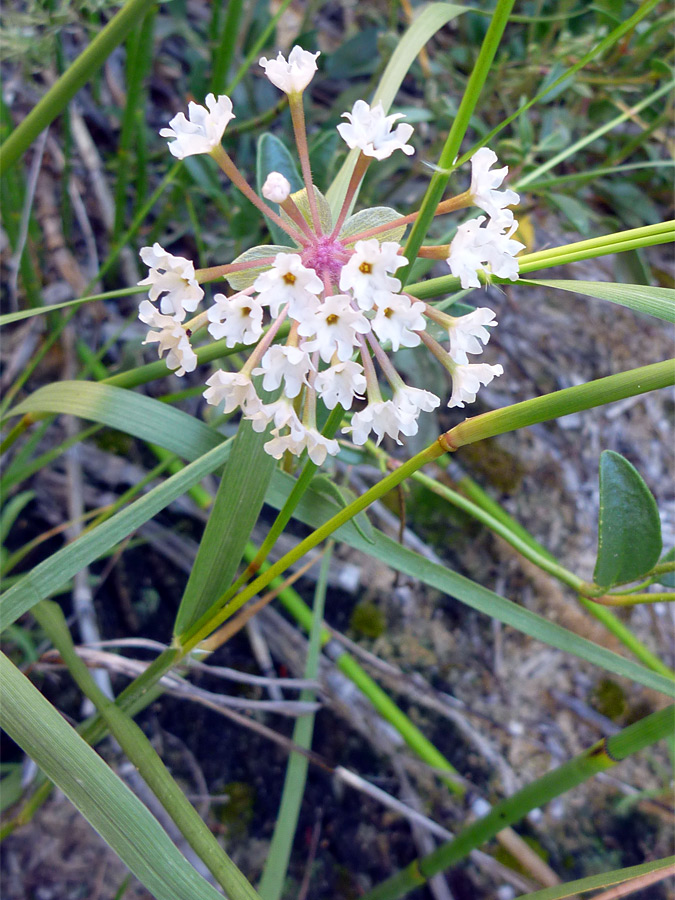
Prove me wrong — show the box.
[137,47,523,465]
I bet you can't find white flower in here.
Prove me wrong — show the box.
[337,100,414,160]
[297,294,371,363]
[259,46,320,94]
[207,292,264,347]
[262,171,292,203]
[247,398,302,434]
[447,217,489,290]
[481,218,524,282]
[254,253,323,319]
[447,216,523,289]
[253,345,313,398]
[370,293,426,351]
[203,369,260,413]
[138,243,203,321]
[394,385,440,417]
[339,240,406,310]
[138,300,197,376]
[470,148,519,223]
[448,362,504,408]
[160,94,234,159]
[264,428,307,459]
[446,307,498,364]
[314,360,367,409]
[344,400,418,446]
[302,426,340,465]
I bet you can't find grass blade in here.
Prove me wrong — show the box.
[519,279,675,323]
[0,0,157,172]
[0,652,235,900]
[174,420,276,634]
[258,545,333,900]
[0,439,232,630]
[326,3,468,215]
[6,381,221,460]
[513,856,675,900]
[361,705,675,900]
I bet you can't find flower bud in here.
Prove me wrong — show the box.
[262,171,292,203]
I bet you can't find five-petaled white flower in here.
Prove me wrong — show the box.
[370,294,426,351]
[138,300,197,376]
[337,100,414,160]
[138,243,203,320]
[447,216,523,290]
[298,294,370,362]
[344,400,419,446]
[339,240,406,310]
[160,94,235,159]
[470,148,519,223]
[259,46,320,94]
[448,362,504,408]
[394,385,441,418]
[262,171,292,203]
[314,360,367,409]
[203,370,260,413]
[253,345,313,398]
[446,307,498,364]
[254,253,323,318]
[207,292,264,347]
[481,218,524,282]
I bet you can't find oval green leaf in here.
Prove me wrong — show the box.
[594,450,662,588]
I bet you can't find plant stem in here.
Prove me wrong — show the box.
[331,154,371,238]
[0,0,157,172]
[210,145,307,246]
[288,94,322,234]
[397,0,516,286]
[32,601,262,900]
[361,705,675,900]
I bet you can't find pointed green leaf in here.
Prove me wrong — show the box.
[0,653,230,900]
[174,420,276,634]
[0,440,232,631]
[520,279,675,323]
[226,244,294,290]
[594,450,662,588]
[6,382,221,460]
[282,186,333,234]
[262,471,675,699]
[510,856,675,900]
[339,207,407,244]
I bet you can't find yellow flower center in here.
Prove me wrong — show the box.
[283,273,296,285]
[359,262,372,275]
[326,314,339,325]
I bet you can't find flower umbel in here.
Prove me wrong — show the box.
[139,50,525,464]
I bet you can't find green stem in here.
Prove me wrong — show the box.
[361,705,675,900]
[454,0,663,169]
[32,601,261,900]
[589,592,675,606]
[258,543,334,899]
[0,0,157,172]
[407,222,675,301]
[180,361,675,652]
[516,79,674,188]
[245,544,465,794]
[441,360,675,453]
[397,0,516,286]
[219,406,345,604]
[438,468,674,679]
